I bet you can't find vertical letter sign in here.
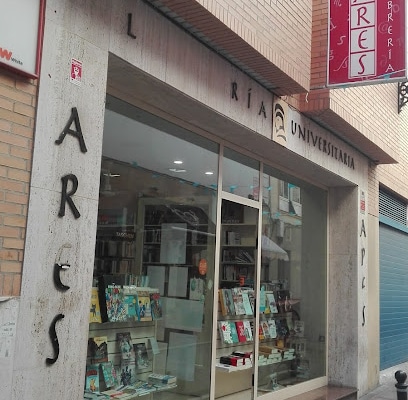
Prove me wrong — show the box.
[328,0,406,87]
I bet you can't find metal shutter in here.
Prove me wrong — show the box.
[379,190,407,225]
[380,224,408,369]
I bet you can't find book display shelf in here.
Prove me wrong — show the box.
[215,200,309,398]
[86,200,215,400]
[214,200,258,398]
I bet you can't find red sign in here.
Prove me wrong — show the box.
[70,59,83,86]
[0,0,45,79]
[328,0,406,87]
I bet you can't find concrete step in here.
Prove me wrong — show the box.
[287,385,357,400]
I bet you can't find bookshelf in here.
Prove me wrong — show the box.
[214,200,258,398]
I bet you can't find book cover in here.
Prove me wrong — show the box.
[85,364,100,393]
[258,325,265,340]
[105,285,127,322]
[150,292,163,320]
[189,277,204,301]
[224,289,235,315]
[228,321,239,343]
[218,289,228,316]
[241,290,253,315]
[235,321,247,342]
[123,292,138,320]
[89,287,102,323]
[134,342,150,370]
[218,321,234,344]
[247,289,255,314]
[119,365,133,386]
[116,332,135,366]
[136,290,152,321]
[260,320,270,339]
[148,373,177,384]
[231,287,246,315]
[88,336,108,364]
[100,361,118,389]
[267,318,277,338]
[243,320,253,341]
[276,318,290,338]
[294,320,305,337]
[265,291,278,314]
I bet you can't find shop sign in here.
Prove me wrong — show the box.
[0,0,45,78]
[46,107,87,365]
[328,0,406,87]
[272,98,355,170]
[231,82,268,119]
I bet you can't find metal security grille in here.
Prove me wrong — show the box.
[379,190,407,225]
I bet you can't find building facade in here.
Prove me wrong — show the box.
[0,0,407,399]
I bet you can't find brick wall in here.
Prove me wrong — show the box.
[377,103,408,202]
[0,69,36,296]
[304,0,407,212]
[196,0,312,88]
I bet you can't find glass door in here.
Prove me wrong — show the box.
[214,198,259,399]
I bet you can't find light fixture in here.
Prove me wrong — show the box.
[169,168,186,173]
[173,160,183,164]
[205,171,214,175]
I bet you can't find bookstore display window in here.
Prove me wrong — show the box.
[214,160,327,399]
[256,165,327,395]
[85,96,219,399]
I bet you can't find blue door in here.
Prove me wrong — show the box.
[380,223,408,369]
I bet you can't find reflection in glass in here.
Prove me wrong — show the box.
[215,199,258,398]
[257,165,327,396]
[222,147,260,200]
[89,97,219,399]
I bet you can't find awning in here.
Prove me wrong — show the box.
[261,235,289,261]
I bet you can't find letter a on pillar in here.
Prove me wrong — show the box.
[55,107,88,153]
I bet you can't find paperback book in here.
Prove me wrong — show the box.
[189,277,204,301]
[116,332,135,366]
[136,290,152,321]
[219,289,228,316]
[148,373,177,385]
[134,342,150,370]
[267,318,277,338]
[224,289,235,315]
[294,320,305,337]
[150,292,163,320]
[123,287,138,320]
[100,361,118,389]
[88,336,108,364]
[219,321,237,344]
[105,285,127,322]
[89,287,102,323]
[85,364,100,393]
[116,332,136,386]
[243,320,253,341]
[260,320,271,339]
[241,290,253,315]
[235,320,247,342]
[265,291,278,314]
[231,287,246,315]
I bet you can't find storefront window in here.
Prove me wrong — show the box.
[86,96,327,399]
[86,96,218,398]
[257,165,327,395]
[222,147,260,200]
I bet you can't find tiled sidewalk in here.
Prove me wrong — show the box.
[359,362,408,400]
